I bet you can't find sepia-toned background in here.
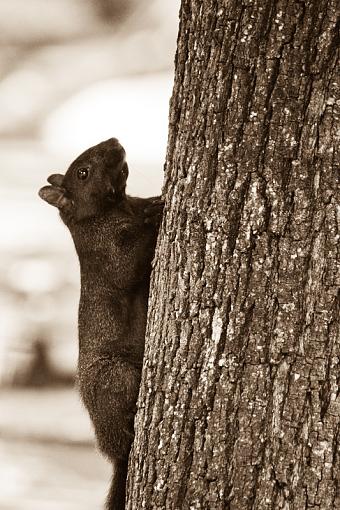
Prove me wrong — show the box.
[0,1,178,508]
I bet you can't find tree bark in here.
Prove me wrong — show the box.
[127,1,339,509]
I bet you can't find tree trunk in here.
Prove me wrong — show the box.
[127,1,339,509]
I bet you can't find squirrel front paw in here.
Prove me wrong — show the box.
[144,198,164,226]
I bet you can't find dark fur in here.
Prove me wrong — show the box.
[39,138,162,509]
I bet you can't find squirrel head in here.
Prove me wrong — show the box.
[38,138,129,223]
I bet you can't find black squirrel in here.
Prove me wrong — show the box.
[39,138,163,510]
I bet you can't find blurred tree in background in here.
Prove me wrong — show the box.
[94,0,133,22]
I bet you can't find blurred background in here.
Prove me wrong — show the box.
[0,1,179,508]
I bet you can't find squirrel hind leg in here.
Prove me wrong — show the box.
[106,458,129,510]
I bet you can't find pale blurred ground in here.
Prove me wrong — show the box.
[0,0,179,508]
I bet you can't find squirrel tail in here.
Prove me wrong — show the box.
[106,458,129,510]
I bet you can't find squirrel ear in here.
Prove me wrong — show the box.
[47,173,64,186]
[38,185,71,210]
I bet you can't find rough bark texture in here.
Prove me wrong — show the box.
[127,1,339,509]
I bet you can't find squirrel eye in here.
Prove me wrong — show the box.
[77,168,89,180]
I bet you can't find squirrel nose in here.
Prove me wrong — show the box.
[108,138,125,152]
